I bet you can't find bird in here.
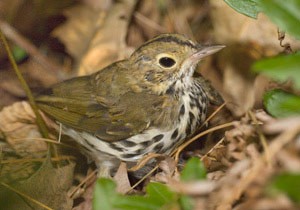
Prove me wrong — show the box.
[36,34,224,176]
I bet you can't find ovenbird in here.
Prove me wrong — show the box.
[36,34,224,176]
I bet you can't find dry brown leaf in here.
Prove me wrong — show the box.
[210,0,300,51]
[0,157,75,210]
[0,101,47,157]
[113,162,131,194]
[53,0,137,76]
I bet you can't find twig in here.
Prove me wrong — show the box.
[173,122,235,163]
[0,19,61,81]
[0,29,49,139]
[0,182,54,210]
[68,170,97,198]
[1,155,75,164]
[248,110,270,164]
[134,12,166,33]
[200,137,225,161]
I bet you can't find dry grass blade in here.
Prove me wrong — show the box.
[128,153,165,172]
[0,182,54,210]
[0,29,49,140]
[173,122,235,163]
[13,137,77,149]
[0,19,62,80]
[68,170,97,199]
[1,155,75,164]
[248,110,270,163]
[200,137,225,161]
[200,102,227,130]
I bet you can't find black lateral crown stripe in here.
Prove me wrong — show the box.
[137,35,197,52]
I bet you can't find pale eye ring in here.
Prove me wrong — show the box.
[158,57,176,68]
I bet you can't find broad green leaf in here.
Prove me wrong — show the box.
[146,182,176,205]
[114,182,176,210]
[224,0,260,18]
[93,178,118,210]
[181,157,206,181]
[179,195,194,210]
[269,173,300,203]
[114,196,161,210]
[253,52,300,90]
[259,0,300,40]
[263,89,300,118]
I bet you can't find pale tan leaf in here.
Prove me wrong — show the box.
[53,0,137,76]
[113,162,131,194]
[0,101,47,156]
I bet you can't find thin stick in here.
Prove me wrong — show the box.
[200,137,225,161]
[0,182,54,210]
[134,12,166,33]
[248,110,270,163]
[173,122,235,163]
[199,102,227,130]
[127,166,159,194]
[12,137,77,149]
[0,19,62,78]
[69,170,97,198]
[0,29,49,139]
[1,155,75,164]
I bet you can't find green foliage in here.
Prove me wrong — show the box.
[268,173,300,203]
[179,195,194,210]
[93,158,208,210]
[93,179,179,210]
[12,45,27,62]
[253,52,300,90]
[263,89,300,118]
[259,0,300,40]
[224,0,260,18]
[115,182,178,210]
[93,178,119,210]
[181,157,206,181]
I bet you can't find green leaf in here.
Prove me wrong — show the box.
[146,182,176,205]
[253,52,300,90]
[259,0,300,40]
[114,196,161,210]
[179,195,194,210]
[263,89,300,118]
[181,157,206,181]
[93,179,178,210]
[93,178,118,210]
[114,182,177,210]
[269,173,300,203]
[12,45,27,62]
[224,0,261,18]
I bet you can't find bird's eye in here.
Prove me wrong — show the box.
[158,57,176,68]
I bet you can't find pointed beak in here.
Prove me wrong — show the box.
[190,45,225,62]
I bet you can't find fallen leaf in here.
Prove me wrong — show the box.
[0,157,75,210]
[53,0,137,75]
[0,101,47,157]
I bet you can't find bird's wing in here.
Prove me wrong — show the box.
[36,63,165,142]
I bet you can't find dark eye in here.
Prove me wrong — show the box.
[159,57,176,68]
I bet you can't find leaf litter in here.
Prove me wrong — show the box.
[0,0,300,210]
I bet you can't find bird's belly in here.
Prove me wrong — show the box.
[63,89,207,170]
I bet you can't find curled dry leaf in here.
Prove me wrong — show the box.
[53,0,137,76]
[0,101,47,157]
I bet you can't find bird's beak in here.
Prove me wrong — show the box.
[190,45,225,62]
